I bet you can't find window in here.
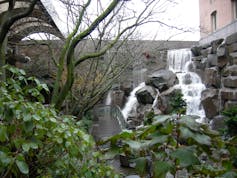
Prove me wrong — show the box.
[211,11,217,32]
[232,0,237,19]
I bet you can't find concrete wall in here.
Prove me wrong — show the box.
[200,20,237,44]
[199,0,235,38]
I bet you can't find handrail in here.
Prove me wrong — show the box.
[93,104,128,130]
[111,105,128,130]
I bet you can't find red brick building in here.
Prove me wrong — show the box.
[199,0,237,43]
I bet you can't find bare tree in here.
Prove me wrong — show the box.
[50,0,180,110]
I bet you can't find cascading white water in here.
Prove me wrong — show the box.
[122,82,145,121]
[168,49,206,122]
[105,91,112,106]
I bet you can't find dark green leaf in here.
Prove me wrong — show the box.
[153,161,174,178]
[23,121,34,132]
[15,160,29,174]
[220,171,237,178]
[153,115,170,124]
[0,151,12,166]
[133,157,147,175]
[170,147,200,168]
[0,125,8,142]
[148,135,168,147]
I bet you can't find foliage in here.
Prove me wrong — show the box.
[222,106,237,169]
[0,65,119,177]
[99,114,236,177]
[170,90,187,115]
[222,106,237,137]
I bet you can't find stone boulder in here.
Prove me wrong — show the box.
[157,88,182,114]
[220,88,237,101]
[211,38,224,54]
[201,89,219,119]
[210,115,227,131]
[135,85,157,105]
[191,46,201,56]
[207,54,218,67]
[222,65,237,77]
[145,69,178,92]
[204,67,220,88]
[223,76,237,88]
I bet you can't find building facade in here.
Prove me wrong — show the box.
[199,0,237,44]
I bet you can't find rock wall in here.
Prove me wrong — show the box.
[191,33,237,129]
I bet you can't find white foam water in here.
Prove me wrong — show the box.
[122,82,145,121]
[168,49,206,122]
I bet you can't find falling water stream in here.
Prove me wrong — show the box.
[122,48,206,123]
[168,48,206,122]
[122,82,145,121]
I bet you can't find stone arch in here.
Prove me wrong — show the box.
[0,0,64,43]
[8,25,63,41]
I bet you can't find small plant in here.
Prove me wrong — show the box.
[99,114,236,177]
[0,65,119,177]
[222,106,237,169]
[222,106,237,137]
[170,90,187,115]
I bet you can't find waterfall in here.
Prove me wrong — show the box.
[167,49,206,122]
[122,82,145,121]
[105,91,112,106]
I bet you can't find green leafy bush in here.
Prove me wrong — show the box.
[99,115,237,177]
[222,106,237,169]
[222,106,237,137]
[0,66,119,177]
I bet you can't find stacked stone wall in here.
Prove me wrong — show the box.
[191,34,237,129]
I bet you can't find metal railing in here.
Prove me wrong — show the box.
[93,104,128,130]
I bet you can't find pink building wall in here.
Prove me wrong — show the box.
[199,0,235,38]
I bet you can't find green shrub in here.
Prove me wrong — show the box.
[222,106,237,137]
[222,106,237,169]
[0,65,119,177]
[99,114,237,177]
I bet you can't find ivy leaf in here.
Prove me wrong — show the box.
[0,125,8,142]
[16,154,29,174]
[133,157,147,175]
[221,171,237,178]
[148,135,168,147]
[23,121,34,132]
[153,115,170,124]
[180,126,211,146]
[0,151,12,166]
[124,140,145,151]
[170,147,200,168]
[153,161,174,178]
[16,160,29,174]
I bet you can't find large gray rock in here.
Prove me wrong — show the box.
[223,76,237,88]
[217,55,229,68]
[204,67,220,88]
[211,38,224,54]
[201,89,219,119]
[227,42,237,53]
[217,46,226,57]
[200,47,212,57]
[222,65,237,77]
[210,115,226,131]
[135,85,157,105]
[191,46,201,56]
[207,54,218,67]
[225,101,237,109]
[220,88,237,101]
[145,69,178,92]
[157,88,182,114]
